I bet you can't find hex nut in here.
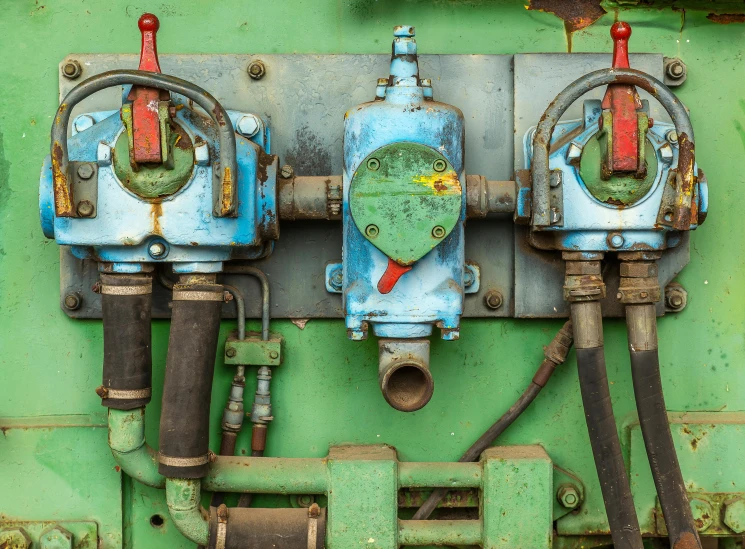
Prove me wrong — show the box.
[40,525,73,549]
[689,497,714,532]
[280,165,294,179]
[663,57,687,86]
[237,114,260,138]
[77,200,95,217]
[724,498,745,533]
[557,483,581,510]
[76,163,95,180]
[0,527,32,549]
[63,292,82,311]
[62,60,82,79]
[225,348,237,358]
[665,283,688,312]
[247,60,266,80]
[484,290,503,310]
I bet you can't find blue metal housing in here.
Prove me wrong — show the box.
[522,99,707,252]
[341,26,466,341]
[40,99,278,273]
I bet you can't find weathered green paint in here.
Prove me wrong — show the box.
[350,143,461,265]
[1,2,744,549]
[164,480,209,546]
[327,445,399,548]
[223,332,282,367]
[581,114,657,206]
[398,520,482,546]
[113,119,194,199]
[480,446,553,549]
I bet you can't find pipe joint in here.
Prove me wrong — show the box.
[378,339,433,412]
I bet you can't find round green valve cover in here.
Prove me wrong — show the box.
[350,142,462,266]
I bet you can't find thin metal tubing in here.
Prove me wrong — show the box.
[531,68,695,227]
[50,70,237,217]
[222,265,270,340]
[222,284,246,341]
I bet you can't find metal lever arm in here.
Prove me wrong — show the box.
[50,70,238,218]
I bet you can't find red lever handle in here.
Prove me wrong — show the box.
[377,259,413,294]
[137,13,162,73]
[609,22,631,69]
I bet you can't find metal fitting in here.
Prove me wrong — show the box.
[484,290,503,310]
[724,498,745,533]
[689,497,714,532]
[618,259,661,304]
[665,282,688,312]
[39,525,73,549]
[0,527,32,549]
[148,241,168,259]
[280,165,294,179]
[76,200,95,217]
[379,339,433,412]
[76,163,95,180]
[664,57,687,86]
[328,266,343,292]
[250,366,274,424]
[563,256,606,303]
[247,60,266,80]
[63,292,82,311]
[557,483,581,510]
[237,114,261,138]
[61,59,82,80]
[73,114,96,133]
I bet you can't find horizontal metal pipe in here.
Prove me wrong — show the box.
[398,520,482,546]
[398,462,482,488]
[204,455,329,494]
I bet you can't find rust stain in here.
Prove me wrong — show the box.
[673,531,698,549]
[527,0,606,33]
[707,13,745,24]
[413,172,461,195]
[220,166,235,215]
[151,202,163,235]
[52,141,73,216]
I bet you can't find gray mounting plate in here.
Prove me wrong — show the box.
[56,52,683,320]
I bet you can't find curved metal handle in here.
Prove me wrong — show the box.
[531,68,695,231]
[51,69,237,218]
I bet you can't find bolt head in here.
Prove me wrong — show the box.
[73,115,96,134]
[609,233,625,248]
[463,269,475,288]
[62,60,82,79]
[280,165,294,179]
[433,159,447,172]
[63,293,82,310]
[330,268,344,290]
[77,163,94,180]
[367,158,380,171]
[148,242,167,258]
[77,200,95,217]
[247,60,266,80]
[484,290,503,310]
[432,226,446,238]
[689,497,714,532]
[226,348,237,358]
[40,525,73,549]
[0,527,32,549]
[668,61,685,78]
[666,130,678,144]
[365,224,379,238]
[557,484,581,510]
[724,498,745,533]
[269,351,279,360]
[237,114,260,138]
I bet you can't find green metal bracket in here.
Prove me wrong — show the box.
[224,331,283,367]
[0,522,97,549]
[655,492,745,536]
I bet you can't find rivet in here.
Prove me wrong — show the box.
[365,224,379,238]
[433,159,447,172]
[367,158,380,171]
[432,226,446,238]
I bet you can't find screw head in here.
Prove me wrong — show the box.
[557,484,581,510]
[666,130,678,144]
[237,114,260,138]
[280,165,294,179]
[365,224,379,238]
[432,226,446,239]
[226,348,237,358]
[689,497,714,532]
[667,60,685,79]
[74,114,96,133]
[63,293,82,311]
[77,200,95,217]
[433,159,447,172]
[484,290,503,310]
[463,268,475,288]
[77,163,94,180]
[62,60,82,79]
[269,350,279,360]
[148,242,167,258]
[724,498,745,533]
[247,60,266,80]
[367,158,380,171]
[608,233,625,248]
[329,268,343,291]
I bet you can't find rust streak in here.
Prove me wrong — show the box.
[151,202,163,236]
[52,142,73,216]
[527,0,606,33]
[707,13,745,24]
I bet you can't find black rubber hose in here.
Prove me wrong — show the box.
[158,280,223,479]
[577,345,643,549]
[98,273,153,410]
[631,348,701,549]
[209,506,326,549]
[411,321,573,520]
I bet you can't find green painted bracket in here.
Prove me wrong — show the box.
[0,521,98,549]
[224,331,283,366]
[349,142,462,266]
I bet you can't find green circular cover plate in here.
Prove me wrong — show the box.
[350,142,462,266]
[579,136,658,206]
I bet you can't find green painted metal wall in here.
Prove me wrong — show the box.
[1,1,744,547]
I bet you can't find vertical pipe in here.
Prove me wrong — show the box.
[159,274,223,479]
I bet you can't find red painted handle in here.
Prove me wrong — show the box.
[610,22,631,70]
[377,259,413,294]
[137,13,161,73]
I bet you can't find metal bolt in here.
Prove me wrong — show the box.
[73,114,96,133]
[667,60,685,79]
[463,268,475,288]
[329,268,343,291]
[666,130,678,144]
[724,498,745,533]
[689,497,714,532]
[77,200,94,217]
[608,233,625,248]
[77,163,94,180]
[148,242,167,258]
[63,293,82,311]
[40,525,73,549]
[0,527,32,549]
[269,351,279,360]
[297,494,314,508]
[433,159,447,172]
[550,208,562,224]
[367,158,380,171]
[280,165,294,179]
[237,114,261,138]
[484,290,503,310]
[365,224,379,238]
[665,283,688,312]
[557,484,581,510]
[432,226,446,238]
[62,60,82,80]
[247,60,266,80]
[226,348,237,358]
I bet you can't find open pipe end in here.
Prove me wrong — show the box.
[378,339,433,412]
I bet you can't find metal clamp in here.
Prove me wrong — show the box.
[50,70,238,218]
[531,68,696,231]
[307,503,320,549]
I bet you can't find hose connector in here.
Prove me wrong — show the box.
[379,339,433,412]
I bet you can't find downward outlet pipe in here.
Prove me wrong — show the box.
[619,253,702,549]
[564,252,644,549]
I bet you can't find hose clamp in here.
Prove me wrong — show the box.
[172,289,224,301]
[215,504,228,549]
[158,453,210,467]
[97,386,152,400]
[307,503,321,549]
[101,283,152,296]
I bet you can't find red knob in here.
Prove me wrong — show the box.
[137,13,161,73]
[609,22,631,69]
